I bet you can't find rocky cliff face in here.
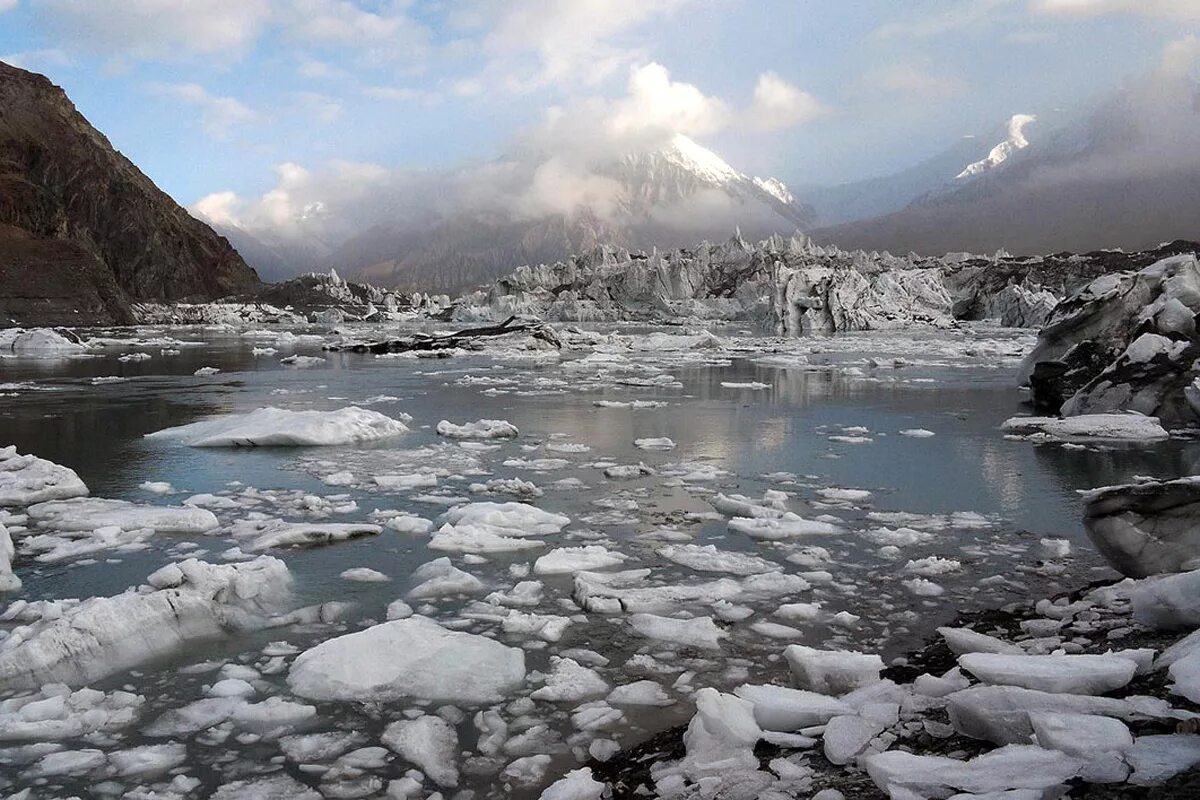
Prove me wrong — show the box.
[0,61,259,325]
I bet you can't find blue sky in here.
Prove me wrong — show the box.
[0,0,1195,219]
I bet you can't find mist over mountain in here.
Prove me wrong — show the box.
[204,132,813,292]
[814,58,1200,257]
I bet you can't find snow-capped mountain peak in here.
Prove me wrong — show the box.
[661,133,744,184]
[955,113,1037,180]
[754,176,795,205]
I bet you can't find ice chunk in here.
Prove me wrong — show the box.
[538,767,605,800]
[406,557,484,598]
[784,646,884,695]
[436,419,519,439]
[679,688,761,778]
[0,446,89,507]
[28,497,218,533]
[0,686,143,741]
[287,616,525,704]
[633,437,676,451]
[1001,413,1170,441]
[428,523,547,553]
[146,406,409,447]
[340,567,388,582]
[607,680,673,707]
[823,713,887,765]
[1132,568,1200,630]
[1128,734,1200,785]
[865,744,1084,796]
[535,545,626,575]
[657,543,779,575]
[0,328,85,354]
[239,520,381,551]
[382,715,459,787]
[629,613,725,649]
[437,501,570,536]
[729,514,842,539]
[733,684,852,731]
[0,557,291,689]
[0,522,19,591]
[210,774,321,800]
[1029,712,1133,767]
[959,653,1137,695]
[947,685,1178,745]
[938,626,1024,656]
[531,657,610,702]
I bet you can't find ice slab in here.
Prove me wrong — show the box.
[287,616,526,704]
[146,406,409,447]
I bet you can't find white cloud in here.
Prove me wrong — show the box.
[748,72,826,130]
[191,190,243,227]
[280,0,430,62]
[0,0,18,13]
[608,62,731,138]
[35,0,272,60]
[150,82,260,140]
[192,61,819,247]
[462,0,690,91]
[1032,0,1200,20]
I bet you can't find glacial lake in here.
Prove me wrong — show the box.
[2,321,1198,798]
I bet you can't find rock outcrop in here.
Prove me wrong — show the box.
[0,61,260,326]
[1019,250,1200,425]
[1083,477,1200,578]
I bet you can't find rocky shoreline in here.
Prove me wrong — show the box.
[583,567,1200,799]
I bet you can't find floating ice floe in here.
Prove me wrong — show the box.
[287,615,526,704]
[0,446,89,507]
[534,546,627,575]
[0,557,292,689]
[146,406,409,447]
[0,522,18,591]
[0,328,86,355]
[27,497,218,533]
[231,519,382,551]
[633,437,676,451]
[1002,413,1170,441]
[280,354,326,368]
[436,418,520,439]
[0,686,144,742]
[656,543,779,575]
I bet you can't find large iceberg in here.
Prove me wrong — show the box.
[145,406,409,447]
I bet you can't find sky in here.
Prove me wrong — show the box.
[1,0,1197,224]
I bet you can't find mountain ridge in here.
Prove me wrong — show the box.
[0,60,260,325]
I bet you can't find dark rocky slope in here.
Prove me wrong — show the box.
[0,61,259,325]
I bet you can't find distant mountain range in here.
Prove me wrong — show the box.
[0,61,259,325]
[214,133,814,292]
[813,70,1200,256]
[219,64,1200,291]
